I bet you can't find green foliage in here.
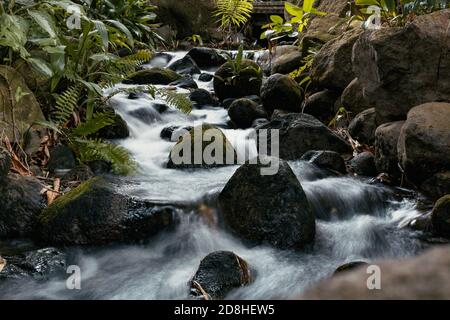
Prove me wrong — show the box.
[289,51,316,91]
[215,0,254,30]
[185,34,204,46]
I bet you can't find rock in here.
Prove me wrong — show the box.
[257,45,301,75]
[124,67,181,85]
[349,152,377,177]
[431,195,450,237]
[218,156,315,249]
[213,59,262,101]
[0,174,44,238]
[228,99,267,129]
[260,74,303,114]
[167,124,236,169]
[374,121,404,176]
[187,47,227,68]
[352,10,450,124]
[221,98,236,109]
[0,147,12,181]
[258,113,351,160]
[168,55,201,75]
[169,75,198,89]
[160,125,193,142]
[348,108,377,145]
[199,73,214,82]
[252,118,269,129]
[190,251,252,300]
[301,150,346,174]
[61,165,94,183]
[87,160,112,175]
[310,28,363,90]
[334,261,368,275]
[341,78,372,116]
[147,52,173,68]
[46,145,76,173]
[128,107,161,124]
[127,92,145,100]
[0,248,66,281]
[300,245,450,299]
[420,171,450,201]
[153,103,169,114]
[97,111,129,140]
[0,66,46,144]
[303,90,340,122]
[398,103,450,184]
[37,177,177,245]
[189,89,216,107]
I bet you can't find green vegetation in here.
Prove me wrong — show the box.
[215,0,254,40]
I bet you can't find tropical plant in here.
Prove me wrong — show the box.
[215,0,254,40]
[185,34,204,46]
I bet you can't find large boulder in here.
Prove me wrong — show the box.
[37,177,176,245]
[96,110,129,140]
[124,67,181,85]
[301,150,347,174]
[190,251,252,300]
[431,195,450,237]
[260,74,303,114]
[300,245,450,299]
[420,171,450,201]
[228,98,267,129]
[257,45,302,75]
[348,108,377,145]
[352,10,450,124]
[167,124,236,169]
[187,47,227,68]
[303,89,340,122]
[341,78,372,116]
[168,55,201,75]
[213,59,262,101]
[0,174,44,239]
[189,89,216,107]
[46,145,76,173]
[398,103,450,184]
[374,121,404,176]
[310,28,363,91]
[218,156,315,249]
[257,113,351,160]
[349,151,377,177]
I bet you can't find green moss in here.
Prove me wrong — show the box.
[127,67,181,85]
[39,177,103,225]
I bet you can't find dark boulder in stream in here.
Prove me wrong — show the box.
[431,195,450,237]
[228,98,267,129]
[187,47,226,68]
[301,150,347,174]
[190,251,252,300]
[37,177,177,245]
[168,55,201,75]
[218,156,315,249]
[260,74,303,114]
[124,67,181,85]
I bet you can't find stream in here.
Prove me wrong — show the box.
[0,51,427,300]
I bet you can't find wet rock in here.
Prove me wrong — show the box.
[303,90,340,122]
[169,75,198,89]
[420,171,450,201]
[270,48,303,75]
[87,160,112,175]
[189,89,216,107]
[213,59,262,101]
[352,10,450,124]
[190,251,252,300]
[147,52,173,68]
[341,78,372,116]
[129,107,161,124]
[160,125,193,142]
[260,74,303,114]
[187,47,226,68]
[199,73,214,82]
[228,98,267,129]
[334,261,368,275]
[47,145,76,173]
[153,103,170,114]
[124,67,181,85]
[0,248,66,281]
[167,124,235,169]
[258,113,351,160]
[348,108,377,145]
[374,121,404,177]
[127,92,145,100]
[252,118,269,129]
[300,245,450,299]
[0,147,12,181]
[431,195,450,237]
[97,111,129,140]
[168,55,201,75]
[301,150,347,174]
[37,177,176,245]
[311,28,363,90]
[218,156,315,249]
[61,165,94,183]
[0,174,44,238]
[398,103,450,184]
[349,152,377,177]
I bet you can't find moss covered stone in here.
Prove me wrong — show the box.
[124,67,181,85]
[167,124,236,169]
[431,195,450,237]
[38,177,177,245]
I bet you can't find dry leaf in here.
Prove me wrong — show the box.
[0,256,6,273]
[46,178,61,205]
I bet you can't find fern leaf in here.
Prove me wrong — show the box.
[70,111,115,137]
[52,84,82,125]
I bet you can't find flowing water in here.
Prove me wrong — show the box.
[0,52,427,300]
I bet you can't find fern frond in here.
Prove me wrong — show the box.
[215,0,254,29]
[158,89,193,114]
[70,111,115,137]
[71,138,136,175]
[52,84,82,125]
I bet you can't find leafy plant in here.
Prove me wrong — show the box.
[215,0,254,40]
[185,34,204,46]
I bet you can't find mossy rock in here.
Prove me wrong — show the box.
[334,261,368,275]
[431,195,450,237]
[213,59,262,101]
[124,67,182,85]
[167,124,236,169]
[37,177,177,245]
